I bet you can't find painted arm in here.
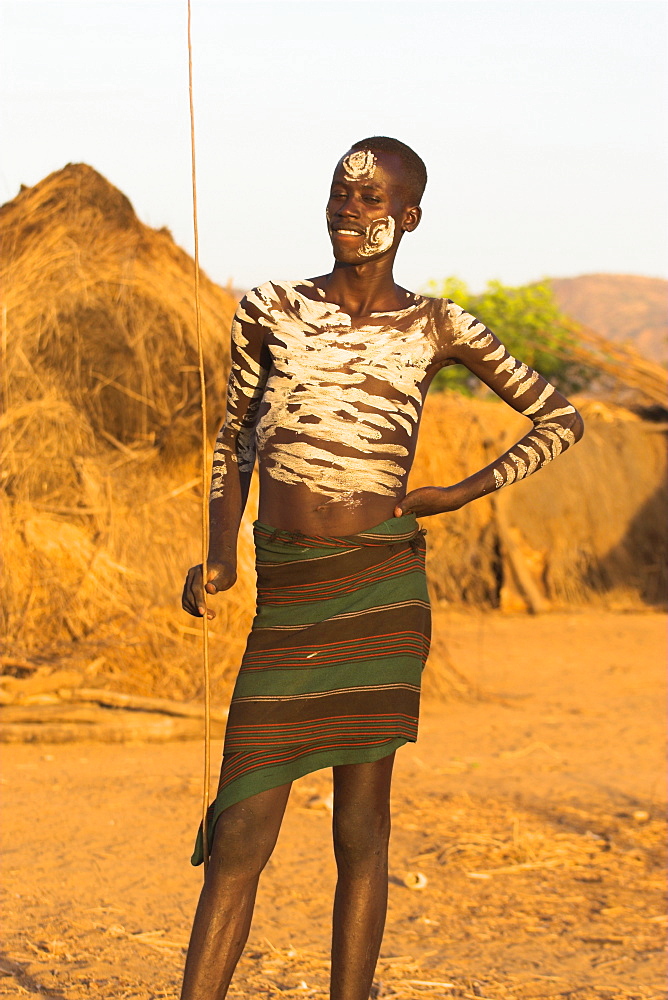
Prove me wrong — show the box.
[395,300,584,517]
[182,297,270,617]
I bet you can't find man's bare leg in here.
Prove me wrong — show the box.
[330,753,395,1000]
[180,781,292,1000]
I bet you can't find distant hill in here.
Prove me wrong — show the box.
[551,274,667,366]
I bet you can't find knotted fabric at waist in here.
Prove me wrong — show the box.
[253,514,425,552]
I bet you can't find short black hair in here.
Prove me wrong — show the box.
[349,136,427,204]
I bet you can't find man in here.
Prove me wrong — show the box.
[180,136,584,1000]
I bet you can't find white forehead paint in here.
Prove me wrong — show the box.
[342,149,376,181]
[357,216,396,258]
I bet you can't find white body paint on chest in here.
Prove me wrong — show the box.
[211,289,578,506]
[247,282,434,500]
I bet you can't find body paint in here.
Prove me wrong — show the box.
[210,316,270,499]
[211,285,580,508]
[444,300,578,491]
[332,151,393,259]
[248,282,431,500]
[357,216,395,258]
[327,206,395,260]
[341,149,376,181]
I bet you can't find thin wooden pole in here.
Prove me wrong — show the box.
[187,0,211,876]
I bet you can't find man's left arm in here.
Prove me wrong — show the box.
[396,303,584,517]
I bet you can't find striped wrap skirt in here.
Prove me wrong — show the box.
[192,513,431,865]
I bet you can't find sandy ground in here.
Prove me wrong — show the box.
[1,611,666,1000]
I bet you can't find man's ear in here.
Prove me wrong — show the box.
[401,205,422,233]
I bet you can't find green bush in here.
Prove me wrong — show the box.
[425,277,588,395]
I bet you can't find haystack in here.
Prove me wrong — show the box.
[1,165,247,702]
[1,165,665,709]
[1,163,235,469]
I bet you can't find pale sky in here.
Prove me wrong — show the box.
[1,0,666,293]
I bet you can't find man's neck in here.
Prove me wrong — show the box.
[314,258,412,318]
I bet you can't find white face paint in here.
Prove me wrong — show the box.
[357,216,396,258]
[341,149,376,181]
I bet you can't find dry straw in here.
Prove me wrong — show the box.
[1,163,241,701]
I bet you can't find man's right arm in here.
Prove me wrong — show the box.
[181,296,270,618]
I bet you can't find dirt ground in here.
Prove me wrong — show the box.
[2,611,666,1000]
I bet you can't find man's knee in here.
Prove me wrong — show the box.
[208,811,275,881]
[332,800,391,870]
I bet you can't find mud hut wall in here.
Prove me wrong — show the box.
[413,396,666,608]
[411,394,508,607]
[498,403,667,605]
